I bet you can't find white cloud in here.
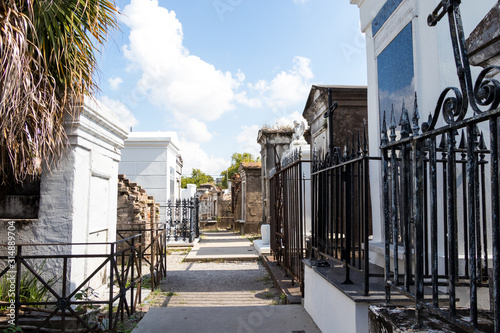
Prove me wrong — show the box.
[121,0,240,122]
[234,91,262,108]
[236,125,261,157]
[181,118,213,143]
[274,111,307,128]
[100,96,138,129]
[117,1,316,177]
[179,139,229,176]
[108,77,123,91]
[249,56,313,112]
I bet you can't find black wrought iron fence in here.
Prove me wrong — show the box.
[165,198,199,243]
[311,127,375,295]
[0,235,142,332]
[381,1,500,331]
[117,224,167,290]
[381,99,498,331]
[269,149,310,290]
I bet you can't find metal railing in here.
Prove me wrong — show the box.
[269,149,310,290]
[0,235,142,332]
[381,1,500,331]
[165,198,199,243]
[117,224,167,290]
[311,123,374,295]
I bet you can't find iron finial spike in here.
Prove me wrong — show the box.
[389,105,397,142]
[479,132,487,150]
[382,110,388,133]
[412,92,420,136]
[381,111,388,145]
[390,104,397,129]
[479,132,487,161]
[400,99,411,138]
[439,133,448,150]
[458,129,466,149]
[422,112,433,132]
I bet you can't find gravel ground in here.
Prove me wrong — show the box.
[138,252,282,310]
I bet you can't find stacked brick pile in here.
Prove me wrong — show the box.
[117,175,160,254]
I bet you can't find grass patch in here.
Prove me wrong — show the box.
[141,275,152,289]
[0,260,58,309]
[242,234,261,243]
[263,291,275,299]
[256,274,271,282]
[150,288,163,297]
[165,292,177,297]
[183,258,226,263]
[271,293,287,305]
[166,248,190,255]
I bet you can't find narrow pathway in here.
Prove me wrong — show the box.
[184,231,259,262]
[132,232,320,333]
[146,250,280,307]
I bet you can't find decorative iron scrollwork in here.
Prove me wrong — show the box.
[422,1,500,133]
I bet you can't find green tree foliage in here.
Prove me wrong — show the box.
[219,153,260,189]
[181,169,214,188]
[0,0,118,183]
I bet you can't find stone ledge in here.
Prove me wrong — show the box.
[466,2,500,71]
[303,259,411,304]
[261,255,302,304]
[253,239,270,255]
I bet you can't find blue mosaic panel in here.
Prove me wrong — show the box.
[372,0,404,36]
[377,22,414,128]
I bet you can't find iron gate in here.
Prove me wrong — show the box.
[165,198,199,243]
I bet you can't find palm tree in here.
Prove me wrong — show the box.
[0,0,118,183]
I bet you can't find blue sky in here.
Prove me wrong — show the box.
[96,0,367,176]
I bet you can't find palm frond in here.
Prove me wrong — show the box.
[0,0,118,183]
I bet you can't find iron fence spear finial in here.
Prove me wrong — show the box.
[400,100,411,138]
[412,92,420,136]
[382,111,389,145]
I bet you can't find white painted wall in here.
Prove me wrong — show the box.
[304,265,369,333]
[119,132,182,221]
[7,96,128,292]
[181,184,197,200]
[68,97,127,291]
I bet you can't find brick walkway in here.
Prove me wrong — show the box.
[132,232,321,333]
